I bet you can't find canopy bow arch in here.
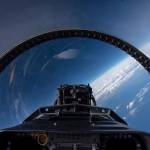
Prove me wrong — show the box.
[0,29,149,73]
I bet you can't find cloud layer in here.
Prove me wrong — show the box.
[91,43,150,102]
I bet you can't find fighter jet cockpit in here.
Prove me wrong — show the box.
[0,29,150,150]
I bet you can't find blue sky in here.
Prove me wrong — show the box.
[1,0,150,57]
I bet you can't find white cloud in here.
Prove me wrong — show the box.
[129,107,138,116]
[123,116,127,120]
[136,82,150,101]
[111,81,150,119]
[91,57,140,101]
[128,82,150,111]
[91,42,150,102]
[126,100,135,109]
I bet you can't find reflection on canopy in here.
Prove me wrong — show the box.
[0,30,149,132]
[0,30,150,74]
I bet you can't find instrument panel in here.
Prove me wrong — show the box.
[0,131,147,150]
